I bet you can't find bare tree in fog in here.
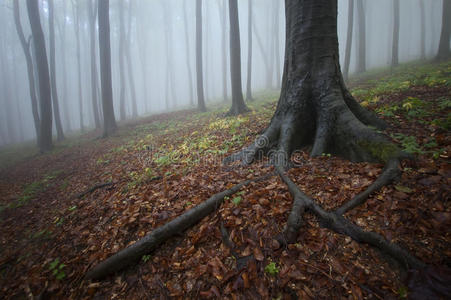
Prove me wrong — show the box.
[26,0,53,152]
[183,0,194,106]
[356,0,366,73]
[227,0,248,116]
[13,0,41,143]
[118,0,127,120]
[419,0,426,60]
[437,0,451,60]
[98,0,116,137]
[88,0,101,128]
[343,0,354,81]
[273,0,281,88]
[195,0,206,112]
[163,1,177,110]
[0,38,17,144]
[252,15,270,88]
[125,1,137,118]
[218,0,228,102]
[72,0,84,131]
[391,0,400,67]
[48,0,65,141]
[136,2,150,112]
[246,0,253,101]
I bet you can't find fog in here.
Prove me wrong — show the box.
[0,0,444,146]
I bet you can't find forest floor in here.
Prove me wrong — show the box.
[0,60,450,299]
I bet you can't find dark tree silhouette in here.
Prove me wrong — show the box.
[13,0,40,143]
[227,0,248,116]
[195,0,206,112]
[26,0,53,152]
[391,0,400,67]
[436,0,451,60]
[98,0,117,137]
[343,0,354,80]
[246,0,253,101]
[356,0,366,73]
[48,0,65,141]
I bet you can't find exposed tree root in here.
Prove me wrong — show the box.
[276,165,425,270]
[74,182,114,199]
[85,174,273,280]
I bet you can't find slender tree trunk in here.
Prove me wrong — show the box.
[219,0,228,102]
[391,0,400,67]
[246,0,253,101]
[267,5,275,88]
[73,1,84,131]
[125,0,137,118]
[274,0,281,88]
[88,0,101,128]
[436,0,451,60]
[57,0,71,131]
[252,17,270,82]
[118,0,127,120]
[419,0,426,60]
[228,0,249,116]
[343,0,354,81]
[98,0,117,137]
[163,1,177,109]
[137,12,149,113]
[0,40,17,144]
[195,0,206,112]
[48,0,65,141]
[356,0,366,73]
[26,0,53,152]
[183,1,194,106]
[13,0,41,143]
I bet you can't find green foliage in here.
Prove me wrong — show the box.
[390,133,424,155]
[49,258,66,280]
[232,196,242,205]
[264,262,279,275]
[142,255,151,263]
[397,286,408,298]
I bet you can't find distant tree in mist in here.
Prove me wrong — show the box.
[48,0,65,141]
[356,0,366,73]
[88,0,101,129]
[273,0,281,88]
[419,0,426,60]
[118,0,127,120]
[13,0,41,143]
[227,0,248,116]
[26,0,53,152]
[218,0,229,102]
[195,0,207,112]
[246,0,253,101]
[436,0,451,60]
[391,0,400,67]
[72,0,84,131]
[183,0,194,106]
[98,0,117,137]
[125,1,138,118]
[343,0,354,81]
[163,1,177,110]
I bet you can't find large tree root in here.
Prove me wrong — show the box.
[276,165,425,270]
[85,174,272,280]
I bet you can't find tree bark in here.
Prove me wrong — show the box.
[183,0,195,106]
[356,0,366,73]
[73,0,84,131]
[98,0,117,137]
[391,0,400,67]
[125,0,138,118]
[343,0,354,81]
[227,0,249,116]
[26,0,53,152]
[196,0,207,112]
[88,0,101,128]
[48,0,65,141]
[436,0,451,60]
[246,0,253,101]
[13,0,41,144]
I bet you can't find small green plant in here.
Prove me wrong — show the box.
[49,258,66,280]
[142,255,151,263]
[397,286,408,298]
[68,205,77,212]
[264,262,279,275]
[232,196,242,205]
[390,133,424,155]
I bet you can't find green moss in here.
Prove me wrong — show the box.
[358,140,401,163]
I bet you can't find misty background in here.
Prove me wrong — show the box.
[0,0,444,146]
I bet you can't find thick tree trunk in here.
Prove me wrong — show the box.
[419,0,426,60]
[227,0,249,116]
[195,0,207,112]
[183,1,194,106]
[125,0,138,118]
[391,0,400,67]
[219,0,228,102]
[13,1,41,144]
[343,0,354,81]
[436,0,451,60]
[246,0,253,101]
[88,0,101,129]
[73,1,84,131]
[48,0,65,141]
[118,0,127,120]
[228,0,388,166]
[98,0,117,137]
[356,0,366,73]
[26,0,53,152]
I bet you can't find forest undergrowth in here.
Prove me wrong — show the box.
[0,60,450,299]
